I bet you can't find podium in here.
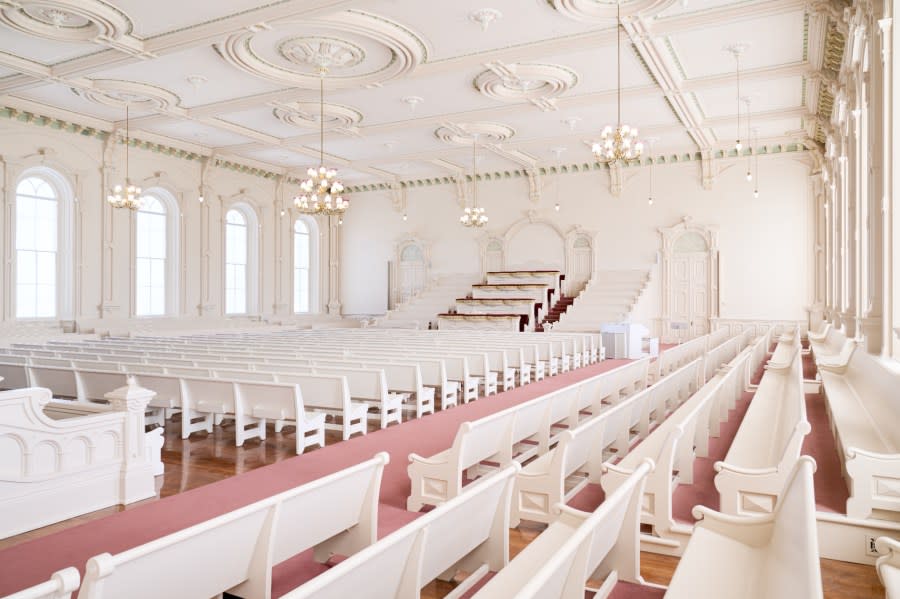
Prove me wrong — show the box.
[600,322,650,359]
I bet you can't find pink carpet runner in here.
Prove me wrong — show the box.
[0,359,630,597]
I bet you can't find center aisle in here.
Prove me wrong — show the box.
[0,357,629,597]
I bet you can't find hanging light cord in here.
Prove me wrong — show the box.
[736,53,741,149]
[471,138,477,208]
[319,72,325,168]
[124,103,129,182]
[617,2,622,128]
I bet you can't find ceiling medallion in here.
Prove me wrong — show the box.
[0,0,133,43]
[216,10,427,89]
[71,79,182,112]
[278,36,365,70]
[272,101,363,134]
[474,61,578,112]
[547,0,681,22]
[435,122,516,146]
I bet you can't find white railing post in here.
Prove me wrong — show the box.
[105,377,159,503]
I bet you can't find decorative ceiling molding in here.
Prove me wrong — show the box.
[473,61,579,112]
[71,79,182,112]
[271,101,363,135]
[0,0,150,56]
[215,10,427,89]
[434,121,516,145]
[546,0,681,22]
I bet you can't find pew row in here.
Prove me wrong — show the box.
[78,453,388,599]
[285,465,517,599]
[818,344,900,520]
[602,346,752,552]
[473,460,654,599]
[713,338,808,516]
[665,457,823,599]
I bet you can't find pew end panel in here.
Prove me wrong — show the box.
[876,536,900,599]
[845,449,900,521]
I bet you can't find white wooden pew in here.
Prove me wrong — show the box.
[512,396,636,525]
[474,459,653,599]
[275,374,368,440]
[876,536,900,599]
[305,367,403,429]
[666,457,822,599]
[178,377,265,446]
[407,411,515,511]
[78,453,388,599]
[602,355,745,550]
[129,373,183,426]
[714,342,808,516]
[284,465,517,599]
[1,568,80,599]
[233,381,326,454]
[818,344,900,519]
[25,366,78,399]
[0,361,30,390]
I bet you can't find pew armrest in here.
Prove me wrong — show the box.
[713,461,778,476]
[408,452,447,467]
[691,505,775,547]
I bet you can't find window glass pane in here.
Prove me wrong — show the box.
[293,220,311,313]
[135,196,167,316]
[16,178,57,319]
[225,210,249,314]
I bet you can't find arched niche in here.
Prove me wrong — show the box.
[479,236,505,275]
[503,216,565,272]
[658,216,719,341]
[565,227,594,296]
[392,236,430,307]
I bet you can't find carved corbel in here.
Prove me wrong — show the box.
[526,169,542,203]
[608,162,624,197]
[390,183,407,212]
[454,176,469,209]
[700,150,716,191]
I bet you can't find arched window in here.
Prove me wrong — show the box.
[15,177,57,318]
[294,219,310,313]
[135,196,167,316]
[225,209,248,314]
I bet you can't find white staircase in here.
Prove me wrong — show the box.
[553,270,650,331]
[377,274,479,329]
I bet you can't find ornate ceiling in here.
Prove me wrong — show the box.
[0,0,844,188]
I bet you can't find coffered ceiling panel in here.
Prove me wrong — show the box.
[666,9,805,79]
[711,116,805,142]
[656,0,761,19]
[110,0,278,39]
[14,82,161,120]
[365,0,604,62]
[89,46,287,108]
[0,27,101,65]
[693,75,804,118]
[140,119,258,148]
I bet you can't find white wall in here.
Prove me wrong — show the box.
[341,155,813,322]
[0,117,339,328]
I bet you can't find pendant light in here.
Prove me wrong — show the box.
[107,103,143,210]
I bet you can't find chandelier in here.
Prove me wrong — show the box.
[107,103,143,210]
[460,136,488,227]
[294,67,348,216]
[592,2,643,164]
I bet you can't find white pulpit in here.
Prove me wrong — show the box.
[600,322,650,359]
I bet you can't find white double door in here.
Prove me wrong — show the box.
[671,252,710,338]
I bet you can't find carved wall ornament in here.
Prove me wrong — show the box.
[474,61,579,112]
[434,122,516,145]
[72,79,182,112]
[0,0,134,44]
[272,101,363,134]
[215,10,427,89]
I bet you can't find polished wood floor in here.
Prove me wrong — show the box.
[1,418,887,598]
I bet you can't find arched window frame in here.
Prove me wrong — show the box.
[293,216,319,314]
[223,201,260,315]
[11,167,75,321]
[132,187,180,317]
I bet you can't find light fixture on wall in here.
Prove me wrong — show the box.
[726,44,748,154]
[645,137,659,206]
[107,103,144,210]
[293,65,348,216]
[592,1,643,164]
[743,96,753,181]
[460,135,489,227]
[752,127,760,198]
[551,147,565,212]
